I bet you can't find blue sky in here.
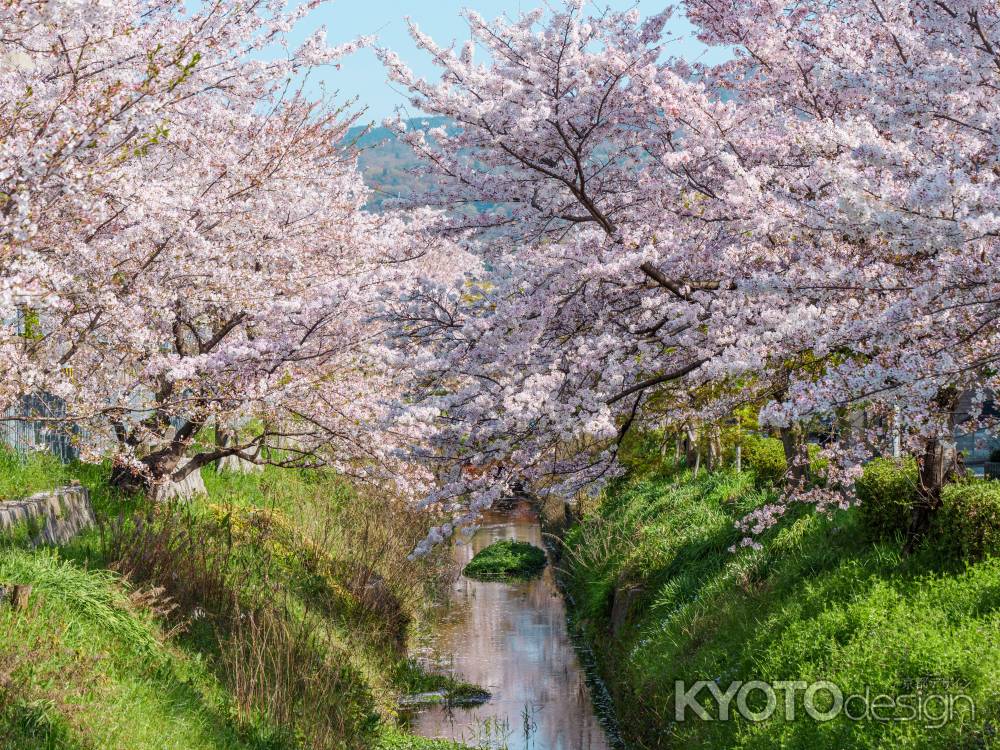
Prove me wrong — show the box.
[282,1,727,123]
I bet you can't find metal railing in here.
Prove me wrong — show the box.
[1,393,80,463]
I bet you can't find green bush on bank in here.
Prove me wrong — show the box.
[561,466,1000,750]
[462,539,547,581]
[854,457,1000,559]
[738,435,828,488]
[939,480,1000,561]
[740,435,787,486]
[856,456,919,540]
[375,728,468,750]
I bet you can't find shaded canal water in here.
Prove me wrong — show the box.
[407,501,613,750]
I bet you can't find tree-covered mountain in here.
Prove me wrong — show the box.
[349,116,450,208]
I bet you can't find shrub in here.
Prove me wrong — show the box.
[938,481,1000,560]
[462,540,547,581]
[740,435,787,486]
[989,447,1000,464]
[855,457,918,540]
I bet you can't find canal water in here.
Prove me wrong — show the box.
[407,501,613,750]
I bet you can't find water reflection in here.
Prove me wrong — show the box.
[408,502,612,750]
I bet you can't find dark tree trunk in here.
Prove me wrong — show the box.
[905,436,958,553]
[905,388,961,553]
[109,462,146,494]
[706,424,722,471]
[684,424,700,471]
[835,407,857,451]
[111,447,186,493]
[780,422,808,485]
[110,417,206,500]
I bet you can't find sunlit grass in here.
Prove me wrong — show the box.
[562,467,1000,749]
[0,456,472,749]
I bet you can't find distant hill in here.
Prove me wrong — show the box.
[348,116,451,208]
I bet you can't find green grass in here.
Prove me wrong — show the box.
[0,548,286,750]
[375,727,468,749]
[0,445,72,500]
[561,467,1000,749]
[0,549,158,651]
[462,540,547,582]
[0,456,471,750]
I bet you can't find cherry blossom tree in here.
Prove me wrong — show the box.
[1,0,463,499]
[686,0,1000,543]
[382,0,1000,551]
[378,3,777,546]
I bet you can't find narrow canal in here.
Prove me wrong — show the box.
[407,500,614,750]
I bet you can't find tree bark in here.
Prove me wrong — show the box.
[11,584,32,610]
[780,422,808,485]
[706,424,722,471]
[684,423,700,472]
[835,407,857,451]
[904,388,962,552]
[905,436,958,552]
[110,431,206,501]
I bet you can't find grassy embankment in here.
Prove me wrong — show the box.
[559,438,1000,749]
[0,446,469,750]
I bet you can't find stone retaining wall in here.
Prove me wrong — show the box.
[0,483,96,546]
[150,460,207,502]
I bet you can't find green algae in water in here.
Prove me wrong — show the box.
[462,539,547,581]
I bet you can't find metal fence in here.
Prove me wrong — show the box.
[1,393,80,463]
[3,391,998,469]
